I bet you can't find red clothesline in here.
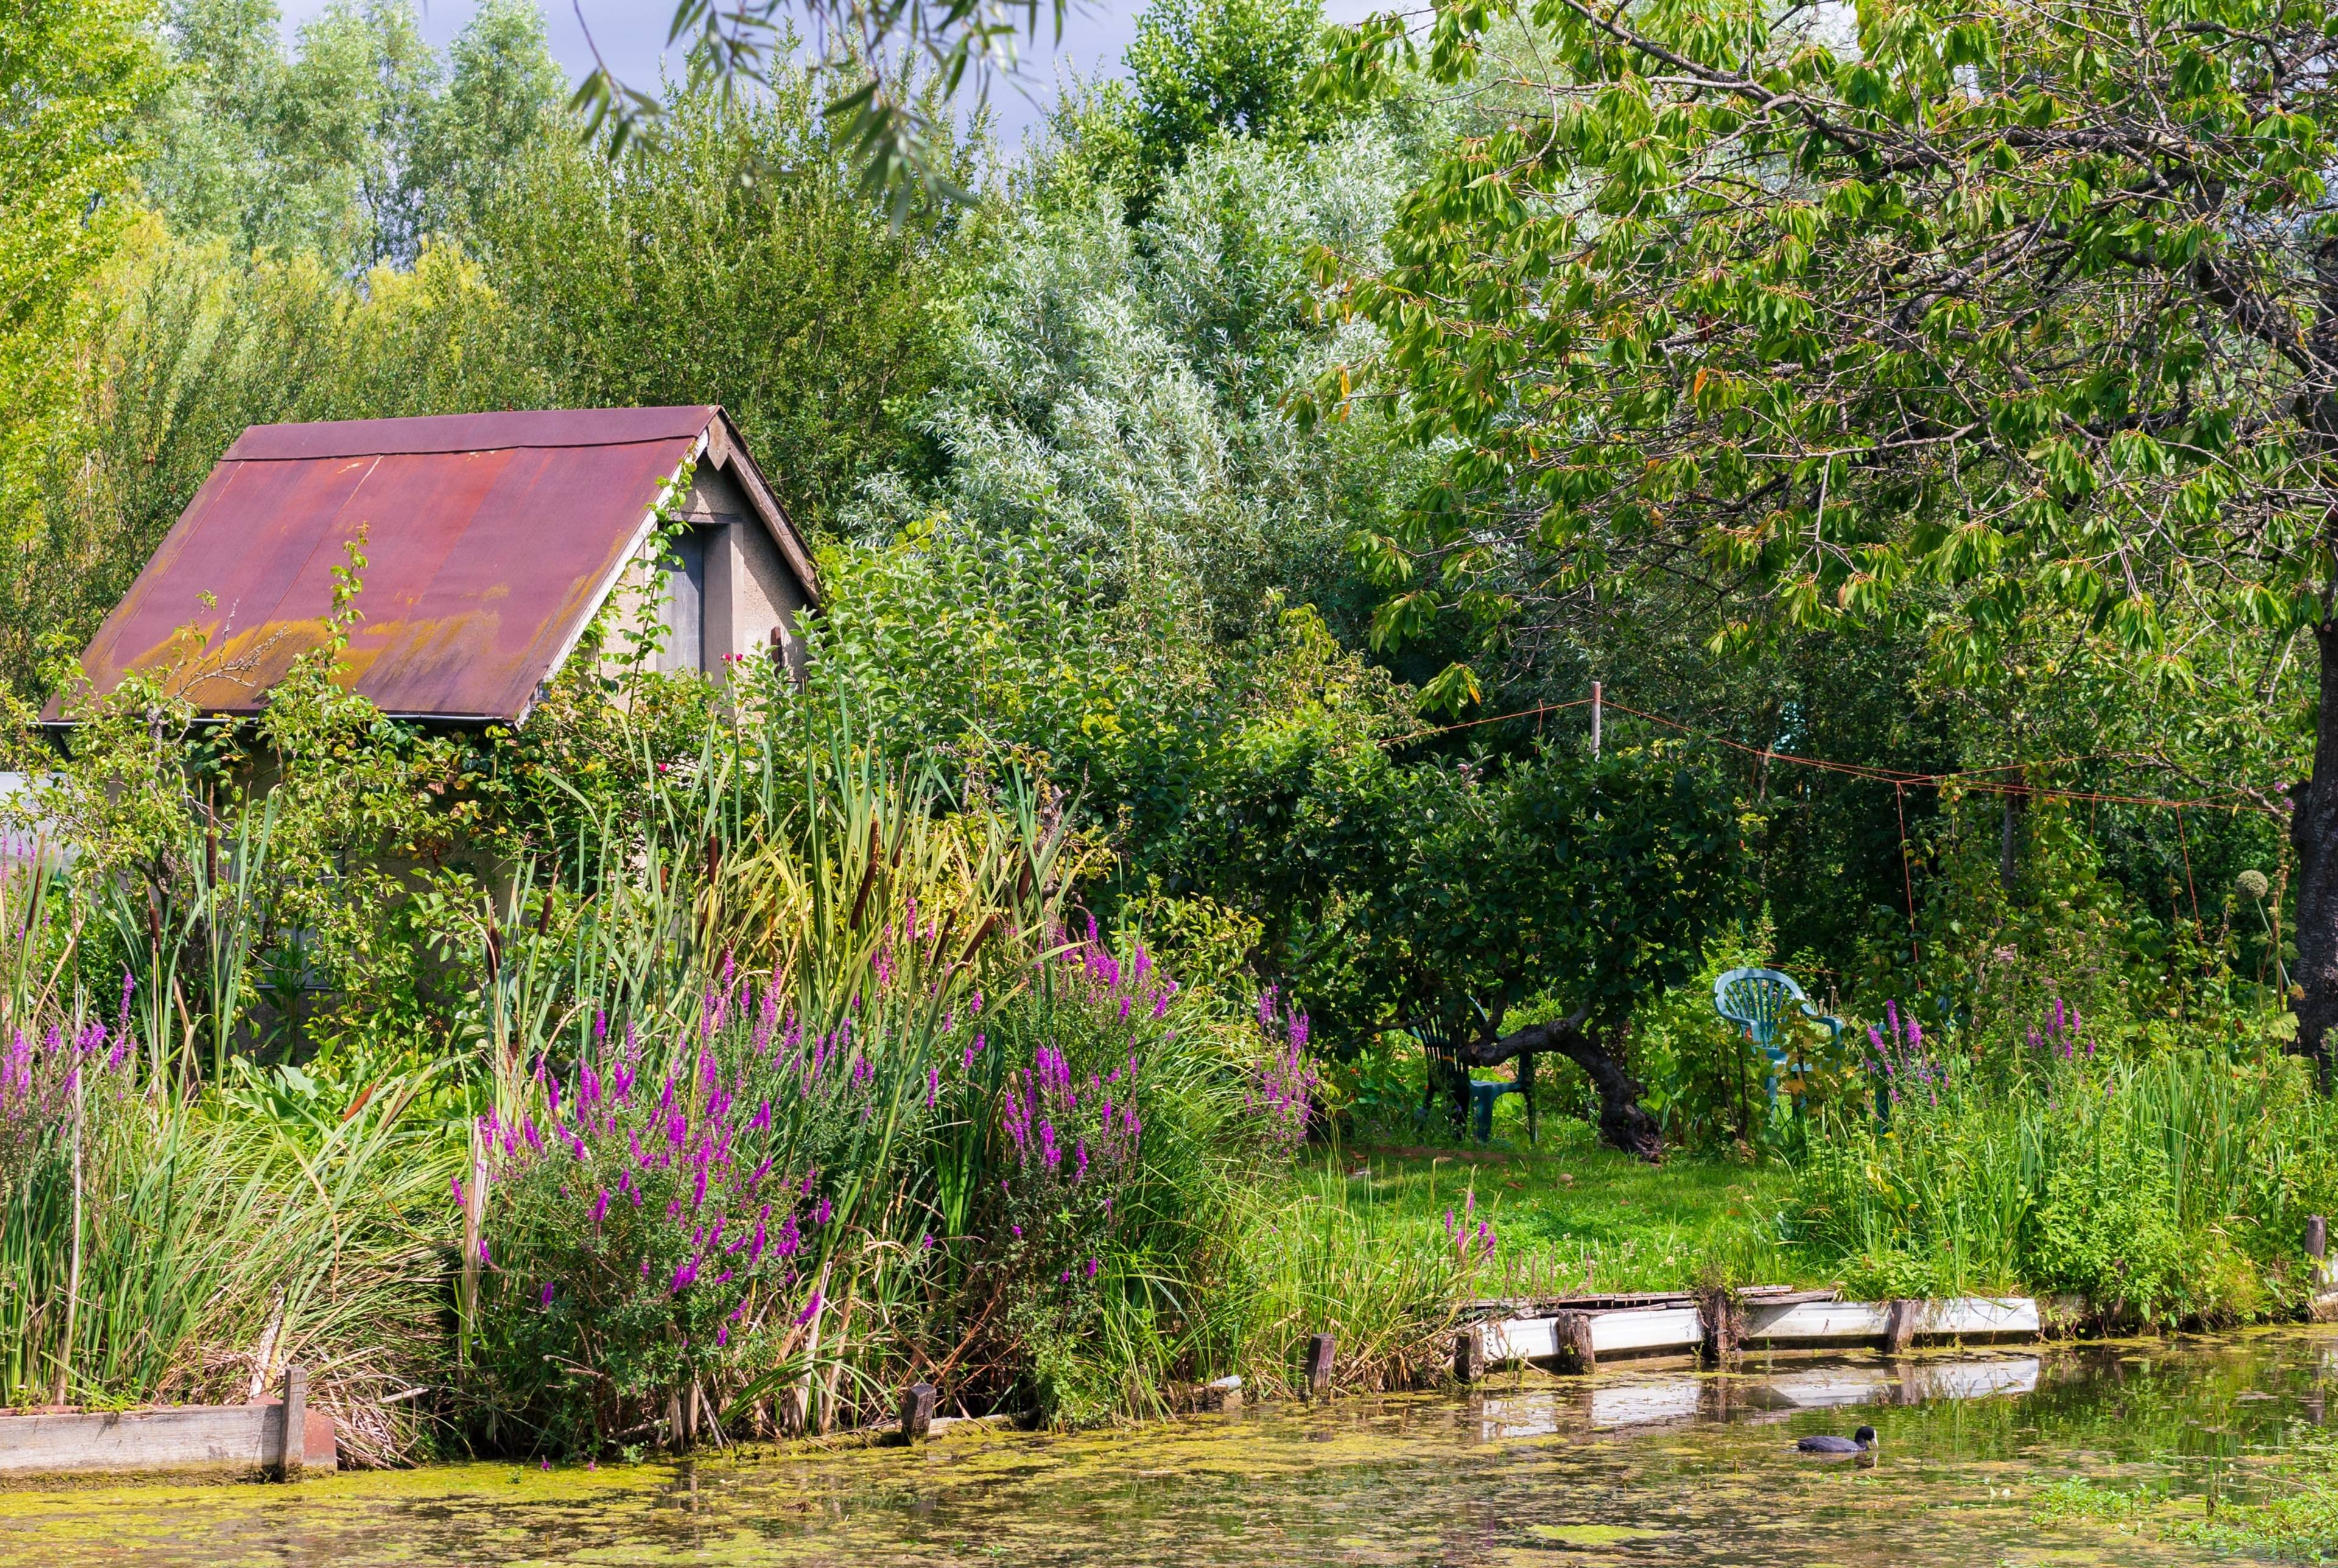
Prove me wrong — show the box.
[1397,694,2272,816]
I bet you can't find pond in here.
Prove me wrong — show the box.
[8,1328,2338,1566]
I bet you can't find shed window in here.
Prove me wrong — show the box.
[661,528,709,673]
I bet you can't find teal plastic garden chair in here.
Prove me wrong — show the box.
[1713,967,1842,1110]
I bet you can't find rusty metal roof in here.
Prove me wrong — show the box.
[53,406,818,725]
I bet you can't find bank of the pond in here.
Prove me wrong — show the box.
[1363,1042,2338,1333]
[10,1329,2338,1565]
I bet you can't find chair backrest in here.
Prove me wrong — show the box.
[1713,967,1810,1049]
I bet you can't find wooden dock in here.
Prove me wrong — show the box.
[1460,1289,2042,1375]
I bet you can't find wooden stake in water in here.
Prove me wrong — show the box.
[1305,1334,1336,1401]
[900,1382,936,1443]
[1453,1325,1485,1383]
[279,1363,307,1482]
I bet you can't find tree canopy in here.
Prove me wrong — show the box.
[1319,0,2338,1070]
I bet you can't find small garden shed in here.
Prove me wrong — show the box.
[49,405,818,724]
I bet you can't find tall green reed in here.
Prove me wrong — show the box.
[1792,1005,2338,1320]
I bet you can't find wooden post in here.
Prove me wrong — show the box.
[1453,1324,1485,1383]
[278,1363,307,1482]
[2309,1214,2328,1261]
[899,1381,936,1443]
[1304,1333,1336,1401]
[1556,1311,1597,1374]
[1695,1288,1738,1368]
[1881,1298,1920,1356]
[1591,681,1603,758]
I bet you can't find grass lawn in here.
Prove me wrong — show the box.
[1323,1115,1826,1296]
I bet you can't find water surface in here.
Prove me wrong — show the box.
[9,1328,2338,1565]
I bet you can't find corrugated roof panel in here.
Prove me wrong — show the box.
[53,408,755,724]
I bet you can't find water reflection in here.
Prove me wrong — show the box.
[1470,1354,2043,1441]
[6,1331,2337,1565]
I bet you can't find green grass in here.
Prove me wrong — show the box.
[1330,1116,1811,1297]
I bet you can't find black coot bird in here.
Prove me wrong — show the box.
[1797,1425,1878,1455]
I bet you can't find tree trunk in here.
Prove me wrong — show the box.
[2292,622,2338,1090]
[1460,1009,1663,1161]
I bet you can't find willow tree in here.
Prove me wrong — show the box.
[1316,0,2338,1070]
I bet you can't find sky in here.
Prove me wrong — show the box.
[275,1,1384,149]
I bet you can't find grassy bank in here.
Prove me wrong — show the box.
[1343,1029,2338,1329]
[1338,1127,1802,1297]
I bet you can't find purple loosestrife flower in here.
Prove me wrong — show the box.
[813,1195,832,1227]
[451,1175,465,1208]
[1084,1257,1100,1279]
[591,1189,609,1226]
[795,1291,823,1325]
[539,1281,555,1308]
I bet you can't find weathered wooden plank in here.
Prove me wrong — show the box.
[1915,1297,2040,1337]
[1589,1305,1704,1356]
[1482,1316,1559,1364]
[0,1406,336,1476]
[1743,1299,1894,1342]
